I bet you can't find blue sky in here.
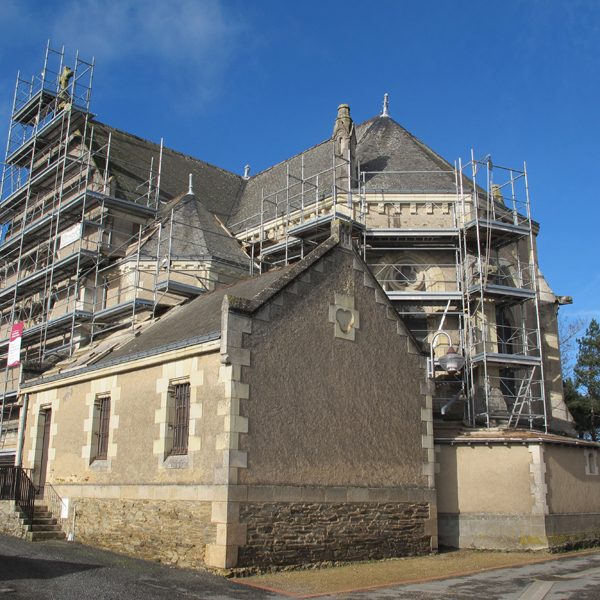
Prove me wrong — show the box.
[0,0,598,324]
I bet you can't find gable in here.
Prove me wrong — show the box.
[225,243,431,489]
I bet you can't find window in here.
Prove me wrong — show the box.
[585,449,599,476]
[169,383,190,456]
[92,395,111,461]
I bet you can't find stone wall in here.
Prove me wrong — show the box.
[0,501,25,538]
[238,502,431,567]
[72,499,215,569]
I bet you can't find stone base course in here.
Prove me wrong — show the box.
[238,501,431,567]
[0,501,26,538]
[72,498,215,569]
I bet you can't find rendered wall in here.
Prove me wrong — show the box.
[437,441,600,550]
[219,245,436,568]
[21,350,224,566]
[436,443,547,549]
[241,249,428,489]
[544,444,600,547]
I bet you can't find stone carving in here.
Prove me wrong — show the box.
[335,308,355,334]
[328,293,360,341]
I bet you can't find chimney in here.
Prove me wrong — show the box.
[243,165,251,179]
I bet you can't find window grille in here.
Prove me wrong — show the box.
[95,395,111,460]
[171,383,190,455]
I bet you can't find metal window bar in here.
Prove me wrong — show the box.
[95,395,110,460]
[171,383,190,455]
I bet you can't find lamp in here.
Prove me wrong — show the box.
[428,331,465,378]
[438,346,465,374]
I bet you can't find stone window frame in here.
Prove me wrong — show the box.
[154,365,203,470]
[82,376,120,471]
[584,449,599,476]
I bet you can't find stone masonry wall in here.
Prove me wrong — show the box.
[238,502,431,567]
[0,501,26,538]
[72,499,215,569]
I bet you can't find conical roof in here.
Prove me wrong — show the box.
[141,193,250,269]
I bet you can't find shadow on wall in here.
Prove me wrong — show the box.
[437,445,460,548]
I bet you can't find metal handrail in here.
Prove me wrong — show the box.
[43,481,68,531]
[0,466,36,522]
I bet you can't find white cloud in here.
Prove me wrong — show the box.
[50,0,238,61]
[45,0,243,108]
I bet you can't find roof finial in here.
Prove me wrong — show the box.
[188,173,193,195]
[243,165,251,179]
[381,93,389,117]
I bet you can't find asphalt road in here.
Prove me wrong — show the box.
[2,534,600,599]
[0,534,277,600]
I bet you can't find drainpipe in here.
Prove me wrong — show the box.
[15,393,28,467]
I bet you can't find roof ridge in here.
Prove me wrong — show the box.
[355,115,381,143]
[90,119,243,181]
[225,235,340,314]
[246,137,333,180]
[246,114,390,181]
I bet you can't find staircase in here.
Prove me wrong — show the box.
[1,467,66,541]
[20,503,66,541]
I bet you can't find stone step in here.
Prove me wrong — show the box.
[26,530,66,542]
[31,515,57,523]
[30,522,62,532]
[20,515,57,526]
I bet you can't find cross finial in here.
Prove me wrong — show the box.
[381,93,389,117]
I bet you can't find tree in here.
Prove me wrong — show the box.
[559,315,585,379]
[567,319,600,440]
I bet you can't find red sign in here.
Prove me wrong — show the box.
[7,322,24,367]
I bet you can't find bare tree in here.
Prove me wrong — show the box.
[559,315,586,379]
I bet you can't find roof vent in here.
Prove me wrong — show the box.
[381,93,389,117]
[243,165,251,179]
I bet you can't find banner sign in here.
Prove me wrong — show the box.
[7,322,24,367]
[59,222,82,249]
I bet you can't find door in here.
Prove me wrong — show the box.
[36,408,52,497]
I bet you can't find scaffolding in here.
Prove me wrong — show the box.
[0,46,551,457]
[230,145,363,272]
[228,137,547,432]
[457,154,546,430]
[0,44,252,459]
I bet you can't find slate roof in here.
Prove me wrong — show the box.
[95,265,293,364]
[356,116,460,193]
[227,139,336,233]
[86,113,473,262]
[22,235,424,387]
[140,193,250,269]
[90,121,243,219]
[227,115,466,234]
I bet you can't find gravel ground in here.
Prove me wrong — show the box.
[236,548,600,598]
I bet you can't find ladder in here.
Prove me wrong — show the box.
[508,368,535,428]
